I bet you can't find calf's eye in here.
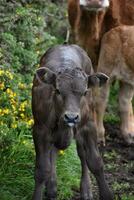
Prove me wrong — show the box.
[55,89,61,95]
[84,90,88,96]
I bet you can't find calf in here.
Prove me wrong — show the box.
[32,44,113,200]
[96,25,134,145]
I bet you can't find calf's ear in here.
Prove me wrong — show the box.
[35,67,56,87]
[88,72,109,87]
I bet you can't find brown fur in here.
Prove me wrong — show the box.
[96,26,134,144]
[68,0,134,70]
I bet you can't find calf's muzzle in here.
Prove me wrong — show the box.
[64,112,80,127]
[80,0,109,10]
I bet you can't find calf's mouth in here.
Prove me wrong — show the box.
[54,128,74,150]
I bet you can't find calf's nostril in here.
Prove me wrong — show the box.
[74,115,79,120]
[64,114,70,120]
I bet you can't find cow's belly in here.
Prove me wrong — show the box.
[110,62,134,87]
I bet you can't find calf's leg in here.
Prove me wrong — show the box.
[32,125,57,200]
[95,83,110,145]
[45,146,57,200]
[81,122,114,200]
[119,82,134,144]
[76,135,93,200]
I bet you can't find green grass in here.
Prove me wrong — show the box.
[57,141,81,200]
[0,128,34,200]
[0,129,80,200]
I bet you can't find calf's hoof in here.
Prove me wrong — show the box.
[100,190,114,200]
[81,198,93,200]
[122,132,134,145]
[97,136,106,147]
[80,193,93,200]
[45,196,56,200]
[97,130,106,147]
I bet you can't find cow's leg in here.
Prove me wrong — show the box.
[32,125,57,200]
[82,121,113,200]
[76,135,93,200]
[95,82,110,145]
[119,82,134,144]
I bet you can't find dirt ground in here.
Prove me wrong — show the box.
[71,123,134,200]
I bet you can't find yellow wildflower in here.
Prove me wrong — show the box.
[59,150,65,156]
[27,119,34,126]
[19,101,27,112]
[0,70,4,76]
[0,121,4,125]
[6,88,11,94]
[5,71,13,80]
[3,108,10,114]
[36,50,40,55]
[0,82,4,90]
[11,123,17,129]
[10,98,17,105]
[22,140,27,144]
[19,106,25,112]
[20,113,25,118]
[30,83,33,88]
[11,105,16,111]
[18,83,26,89]
[0,109,4,116]
[6,88,16,98]
[13,93,16,97]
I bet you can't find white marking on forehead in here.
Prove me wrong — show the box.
[61,47,81,66]
[80,0,87,6]
[102,0,109,7]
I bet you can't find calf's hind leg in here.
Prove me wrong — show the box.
[119,82,134,144]
[81,121,114,200]
[32,125,57,200]
[95,83,110,145]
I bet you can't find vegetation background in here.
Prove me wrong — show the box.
[0,0,133,200]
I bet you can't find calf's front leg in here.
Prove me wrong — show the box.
[32,125,57,200]
[76,135,93,200]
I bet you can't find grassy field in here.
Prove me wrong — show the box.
[0,0,134,200]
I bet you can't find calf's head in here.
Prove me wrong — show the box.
[36,67,108,149]
[80,0,110,11]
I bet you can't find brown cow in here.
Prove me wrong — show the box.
[32,44,113,200]
[68,0,134,70]
[68,0,109,71]
[96,25,134,145]
[68,0,134,144]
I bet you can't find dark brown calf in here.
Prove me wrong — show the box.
[32,44,113,200]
